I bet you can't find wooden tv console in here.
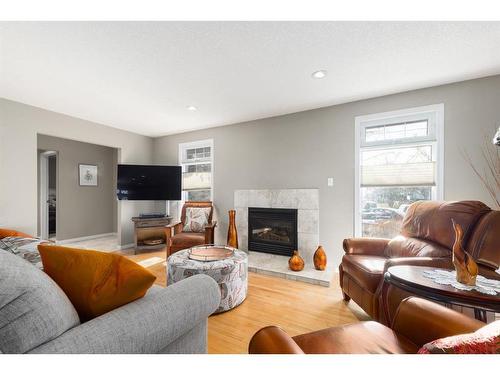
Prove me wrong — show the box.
[131,216,172,253]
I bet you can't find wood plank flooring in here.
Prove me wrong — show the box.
[118,248,368,354]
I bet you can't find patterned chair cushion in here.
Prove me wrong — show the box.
[418,320,500,354]
[183,207,211,233]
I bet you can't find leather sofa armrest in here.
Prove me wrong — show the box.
[383,257,452,273]
[343,237,390,256]
[392,297,484,348]
[249,326,304,354]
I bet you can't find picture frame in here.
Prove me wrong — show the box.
[79,164,98,186]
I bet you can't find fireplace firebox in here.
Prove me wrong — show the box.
[248,207,298,256]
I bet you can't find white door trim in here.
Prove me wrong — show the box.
[39,151,56,240]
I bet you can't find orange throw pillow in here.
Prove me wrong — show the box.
[38,244,156,321]
[0,228,33,239]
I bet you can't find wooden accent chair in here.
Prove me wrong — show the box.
[165,201,216,257]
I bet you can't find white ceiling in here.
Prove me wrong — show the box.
[1,22,500,137]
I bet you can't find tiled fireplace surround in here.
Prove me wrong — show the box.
[234,189,333,286]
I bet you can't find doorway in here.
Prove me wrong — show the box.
[39,151,57,240]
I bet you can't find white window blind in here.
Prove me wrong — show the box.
[182,171,212,191]
[361,162,436,187]
[360,144,436,187]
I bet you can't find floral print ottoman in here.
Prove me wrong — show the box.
[167,248,248,313]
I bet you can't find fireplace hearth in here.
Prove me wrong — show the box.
[248,207,297,257]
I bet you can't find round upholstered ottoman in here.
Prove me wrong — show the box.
[167,248,248,313]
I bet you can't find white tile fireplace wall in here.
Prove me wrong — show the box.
[234,189,319,264]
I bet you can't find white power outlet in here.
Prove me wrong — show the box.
[327,177,334,187]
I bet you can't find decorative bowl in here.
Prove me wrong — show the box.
[143,238,164,246]
[188,245,236,262]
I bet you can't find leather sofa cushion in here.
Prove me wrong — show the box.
[341,255,386,293]
[170,231,206,248]
[467,211,500,270]
[293,321,418,354]
[401,201,490,250]
[0,250,80,353]
[385,235,450,258]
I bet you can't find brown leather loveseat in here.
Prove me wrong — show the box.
[339,200,500,323]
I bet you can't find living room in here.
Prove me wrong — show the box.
[1,1,499,373]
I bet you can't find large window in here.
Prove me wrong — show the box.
[179,139,213,202]
[355,104,443,238]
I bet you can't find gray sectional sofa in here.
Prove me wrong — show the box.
[0,250,221,354]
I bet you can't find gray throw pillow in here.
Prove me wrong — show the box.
[0,250,80,353]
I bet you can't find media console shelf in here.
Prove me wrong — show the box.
[131,216,172,253]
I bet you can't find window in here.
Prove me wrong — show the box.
[179,139,213,202]
[355,104,443,238]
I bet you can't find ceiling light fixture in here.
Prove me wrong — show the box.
[311,70,327,79]
[187,105,198,111]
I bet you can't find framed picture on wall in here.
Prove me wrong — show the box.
[79,164,98,186]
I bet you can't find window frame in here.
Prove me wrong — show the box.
[354,104,444,237]
[178,138,214,202]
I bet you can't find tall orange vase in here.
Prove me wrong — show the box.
[227,209,239,248]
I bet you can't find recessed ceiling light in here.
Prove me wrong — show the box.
[311,70,327,79]
[187,105,198,111]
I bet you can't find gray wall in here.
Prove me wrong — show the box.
[153,75,500,267]
[48,155,56,191]
[0,98,155,246]
[38,134,117,240]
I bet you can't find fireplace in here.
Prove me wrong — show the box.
[248,207,298,256]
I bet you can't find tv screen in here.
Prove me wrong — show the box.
[117,165,181,200]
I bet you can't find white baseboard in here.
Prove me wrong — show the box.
[56,232,117,245]
[119,243,135,250]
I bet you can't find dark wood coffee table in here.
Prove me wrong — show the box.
[384,265,500,322]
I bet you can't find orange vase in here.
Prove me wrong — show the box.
[288,250,304,272]
[227,209,239,248]
[452,220,478,285]
[313,245,327,271]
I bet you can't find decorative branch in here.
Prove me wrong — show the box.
[461,127,500,209]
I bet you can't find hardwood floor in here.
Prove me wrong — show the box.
[208,272,366,353]
[118,247,368,354]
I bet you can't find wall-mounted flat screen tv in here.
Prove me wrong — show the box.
[117,164,181,200]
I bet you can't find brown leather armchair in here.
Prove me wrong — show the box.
[249,297,485,354]
[339,200,500,323]
[165,201,217,257]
